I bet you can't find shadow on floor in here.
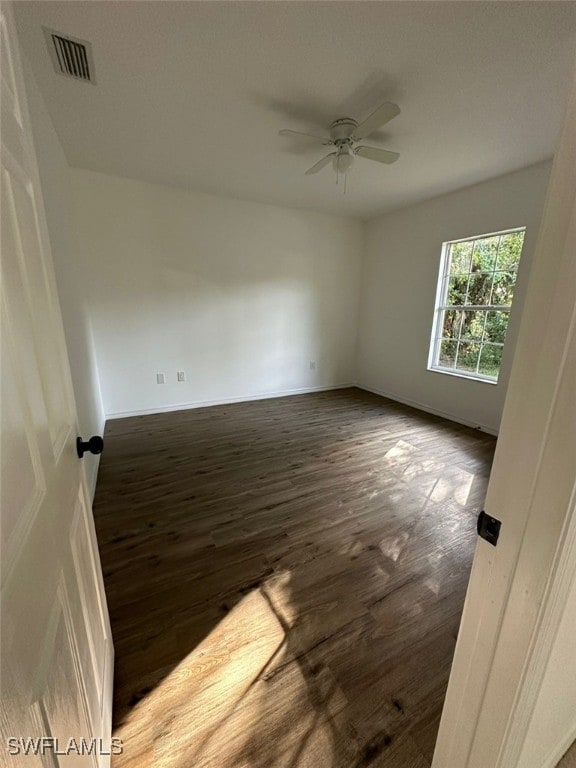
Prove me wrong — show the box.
[92,388,496,768]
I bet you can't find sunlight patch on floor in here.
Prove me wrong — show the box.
[384,440,417,465]
[429,469,474,506]
[378,531,410,563]
[113,588,286,768]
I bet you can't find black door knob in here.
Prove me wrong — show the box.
[77,435,104,458]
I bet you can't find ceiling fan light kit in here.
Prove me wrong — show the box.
[279,101,401,186]
[332,141,354,175]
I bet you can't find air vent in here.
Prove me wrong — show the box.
[43,27,95,83]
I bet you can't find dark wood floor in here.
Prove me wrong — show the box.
[93,388,495,768]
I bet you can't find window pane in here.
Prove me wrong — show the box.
[478,344,503,378]
[456,341,481,373]
[449,240,473,274]
[447,275,468,306]
[491,272,515,305]
[460,310,486,340]
[483,311,509,344]
[431,228,524,383]
[439,339,457,368]
[466,273,493,306]
[496,231,524,271]
[471,235,499,273]
[442,309,463,339]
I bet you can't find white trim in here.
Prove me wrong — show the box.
[82,410,105,502]
[446,225,528,245]
[428,365,498,385]
[496,477,576,767]
[428,239,450,369]
[435,305,512,312]
[432,56,576,768]
[428,228,525,382]
[357,383,499,436]
[87,457,101,504]
[105,383,356,420]
[542,723,576,768]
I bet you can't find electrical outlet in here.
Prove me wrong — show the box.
[156,372,166,384]
[177,371,186,383]
[309,361,316,370]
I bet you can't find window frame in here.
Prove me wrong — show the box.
[428,227,526,384]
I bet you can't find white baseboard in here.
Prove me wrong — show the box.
[357,383,499,436]
[105,383,356,420]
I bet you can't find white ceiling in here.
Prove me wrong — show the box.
[15,1,576,220]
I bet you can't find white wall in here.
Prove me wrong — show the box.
[69,170,364,417]
[357,162,552,434]
[20,67,553,450]
[22,59,105,498]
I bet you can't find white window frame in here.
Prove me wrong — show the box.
[428,227,526,384]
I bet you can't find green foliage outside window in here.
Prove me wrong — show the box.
[435,230,525,380]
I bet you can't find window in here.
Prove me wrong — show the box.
[428,228,525,383]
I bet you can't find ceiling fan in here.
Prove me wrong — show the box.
[279,101,401,180]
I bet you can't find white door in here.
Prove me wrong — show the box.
[1,4,113,767]
[433,59,576,768]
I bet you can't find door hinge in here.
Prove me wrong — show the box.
[477,510,502,546]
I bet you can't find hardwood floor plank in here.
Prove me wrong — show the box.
[92,387,495,767]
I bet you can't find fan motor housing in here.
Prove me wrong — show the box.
[330,118,357,142]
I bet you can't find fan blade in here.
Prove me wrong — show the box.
[355,145,400,165]
[353,102,400,140]
[305,152,337,175]
[279,129,332,145]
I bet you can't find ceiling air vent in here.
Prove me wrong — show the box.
[43,27,95,83]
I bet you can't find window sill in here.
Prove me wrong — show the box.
[428,366,499,385]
